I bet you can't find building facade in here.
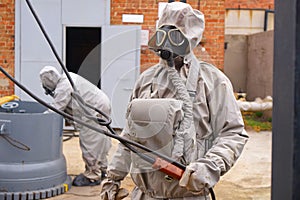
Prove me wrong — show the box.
[0,0,15,97]
[110,0,226,72]
[0,0,274,97]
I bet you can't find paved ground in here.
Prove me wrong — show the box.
[50,130,272,200]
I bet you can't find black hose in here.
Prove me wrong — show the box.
[25,0,75,90]
[22,0,187,169]
[63,129,78,142]
[0,66,186,170]
[70,92,112,126]
[21,1,216,199]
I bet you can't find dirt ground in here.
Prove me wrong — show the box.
[51,130,271,200]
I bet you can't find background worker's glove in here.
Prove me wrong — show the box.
[99,179,129,200]
[179,159,221,195]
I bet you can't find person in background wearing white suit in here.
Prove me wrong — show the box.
[40,66,112,187]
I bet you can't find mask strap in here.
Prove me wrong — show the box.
[43,85,55,96]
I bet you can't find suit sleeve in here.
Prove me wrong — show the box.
[204,78,248,175]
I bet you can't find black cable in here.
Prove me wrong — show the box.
[0,135,30,151]
[24,0,75,90]
[0,66,186,169]
[22,0,186,169]
[63,130,78,142]
[70,92,112,126]
[24,0,112,128]
[22,1,216,198]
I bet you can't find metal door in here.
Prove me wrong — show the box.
[101,25,141,128]
[15,0,62,102]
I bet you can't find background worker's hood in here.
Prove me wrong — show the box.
[39,66,61,91]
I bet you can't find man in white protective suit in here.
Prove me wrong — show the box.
[39,66,112,187]
[99,2,248,200]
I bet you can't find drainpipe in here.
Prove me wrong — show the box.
[264,9,275,31]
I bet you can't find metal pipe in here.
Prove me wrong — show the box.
[264,9,275,31]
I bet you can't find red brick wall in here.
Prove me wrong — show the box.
[225,0,274,9]
[111,0,225,72]
[0,1,275,96]
[200,0,225,71]
[0,0,15,97]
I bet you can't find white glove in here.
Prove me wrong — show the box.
[179,159,221,195]
[99,179,129,200]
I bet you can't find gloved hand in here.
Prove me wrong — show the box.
[99,179,129,200]
[179,159,221,195]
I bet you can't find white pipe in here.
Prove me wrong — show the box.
[237,96,273,112]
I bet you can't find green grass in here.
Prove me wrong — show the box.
[243,111,272,132]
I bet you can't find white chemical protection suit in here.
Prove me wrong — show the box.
[39,66,112,182]
[100,2,248,199]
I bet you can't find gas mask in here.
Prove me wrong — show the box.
[43,85,55,97]
[148,25,190,60]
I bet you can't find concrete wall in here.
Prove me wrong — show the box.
[247,30,273,100]
[224,30,273,101]
[224,35,248,93]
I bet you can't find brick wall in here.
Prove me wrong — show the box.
[111,0,225,72]
[0,1,15,97]
[0,0,275,97]
[225,0,274,9]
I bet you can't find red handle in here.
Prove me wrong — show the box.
[152,158,184,180]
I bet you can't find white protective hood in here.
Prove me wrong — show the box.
[39,66,61,91]
[157,2,205,51]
